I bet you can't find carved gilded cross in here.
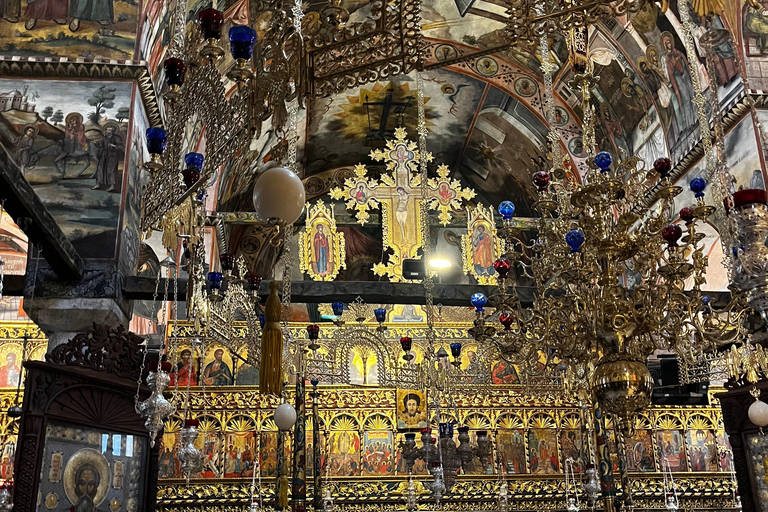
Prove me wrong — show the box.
[331,127,475,281]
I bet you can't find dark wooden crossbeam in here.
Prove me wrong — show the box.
[0,147,83,280]
[121,276,537,307]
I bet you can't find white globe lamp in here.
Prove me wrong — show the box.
[274,402,297,431]
[252,166,306,225]
[749,398,768,428]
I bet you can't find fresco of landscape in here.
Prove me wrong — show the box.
[0,78,134,259]
[0,0,139,59]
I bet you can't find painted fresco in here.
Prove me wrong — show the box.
[304,68,485,176]
[656,429,688,472]
[743,0,768,90]
[673,115,762,201]
[686,429,720,472]
[497,429,526,474]
[420,0,505,53]
[528,429,558,474]
[119,87,146,276]
[361,431,393,476]
[0,0,139,59]
[0,78,134,259]
[625,429,656,472]
[458,87,546,216]
[559,429,586,473]
[328,430,360,476]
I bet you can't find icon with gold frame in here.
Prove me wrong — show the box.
[299,200,346,281]
[461,204,501,285]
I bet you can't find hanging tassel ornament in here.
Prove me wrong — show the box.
[278,474,290,509]
[259,280,283,395]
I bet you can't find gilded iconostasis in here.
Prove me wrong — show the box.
[1,0,768,507]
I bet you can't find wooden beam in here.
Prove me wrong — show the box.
[0,148,83,280]
[121,276,538,307]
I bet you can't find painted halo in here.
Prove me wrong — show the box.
[62,448,110,507]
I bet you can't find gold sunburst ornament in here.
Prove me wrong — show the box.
[330,127,475,281]
[299,201,346,281]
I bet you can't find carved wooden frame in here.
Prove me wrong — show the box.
[11,324,157,512]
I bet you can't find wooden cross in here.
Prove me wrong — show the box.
[331,127,475,282]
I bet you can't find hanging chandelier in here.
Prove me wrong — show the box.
[140,0,305,235]
[533,151,747,431]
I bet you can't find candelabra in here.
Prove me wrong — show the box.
[399,423,491,494]
[467,201,549,377]
[140,0,304,232]
[525,151,747,432]
[187,246,263,369]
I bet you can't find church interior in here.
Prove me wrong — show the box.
[3,0,768,510]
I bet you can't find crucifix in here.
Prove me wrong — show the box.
[364,89,414,146]
[330,127,476,282]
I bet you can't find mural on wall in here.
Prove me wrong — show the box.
[304,69,485,177]
[0,78,134,259]
[458,87,547,216]
[0,0,139,60]
[119,88,146,277]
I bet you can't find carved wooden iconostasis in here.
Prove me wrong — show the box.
[143,320,738,512]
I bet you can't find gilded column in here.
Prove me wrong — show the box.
[292,375,307,512]
[594,403,616,512]
[311,380,322,510]
[613,427,633,510]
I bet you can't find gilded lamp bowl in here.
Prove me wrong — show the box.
[592,358,653,432]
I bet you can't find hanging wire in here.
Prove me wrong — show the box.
[662,456,679,509]
[564,457,580,511]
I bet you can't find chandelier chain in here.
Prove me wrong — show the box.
[416,70,436,351]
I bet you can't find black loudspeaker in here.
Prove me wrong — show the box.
[402,259,425,280]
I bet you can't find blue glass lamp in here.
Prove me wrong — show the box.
[498,201,515,220]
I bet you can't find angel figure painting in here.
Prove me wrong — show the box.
[462,204,501,285]
[300,201,346,281]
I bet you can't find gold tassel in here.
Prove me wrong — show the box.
[259,280,283,395]
[278,475,289,509]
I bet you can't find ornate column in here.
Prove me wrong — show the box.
[594,403,616,512]
[292,375,306,512]
[311,380,322,510]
